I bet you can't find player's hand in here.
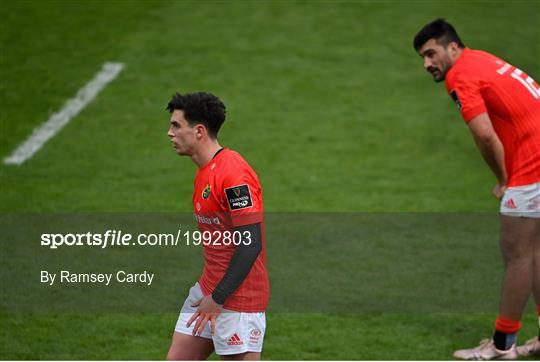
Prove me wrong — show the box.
[492,182,507,199]
[186,295,223,336]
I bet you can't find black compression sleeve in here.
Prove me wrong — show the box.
[211,223,262,305]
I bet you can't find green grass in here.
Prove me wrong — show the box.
[1,0,539,359]
[1,313,538,359]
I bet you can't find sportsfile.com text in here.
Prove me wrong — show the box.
[40,229,253,249]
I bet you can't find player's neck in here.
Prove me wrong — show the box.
[192,140,222,169]
[449,47,464,67]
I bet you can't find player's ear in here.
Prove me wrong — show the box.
[195,124,205,138]
[448,42,459,57]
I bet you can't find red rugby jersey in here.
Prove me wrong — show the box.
[445,48,540,187]
[193,148,269,312]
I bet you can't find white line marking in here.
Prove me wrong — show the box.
[3,62,125,165]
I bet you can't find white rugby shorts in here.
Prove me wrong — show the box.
[174,282,266,355]
[500,182,540,218]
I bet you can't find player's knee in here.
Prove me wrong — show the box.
[500,237,533,262]
[503,248,533,267]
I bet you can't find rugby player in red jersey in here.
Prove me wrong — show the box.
[165,92,269,360]
[414,19,540,360]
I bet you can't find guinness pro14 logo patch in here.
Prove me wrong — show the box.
[225,185,252,210]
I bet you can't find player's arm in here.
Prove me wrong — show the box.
[211,222,262,304]
[467,112,507,198]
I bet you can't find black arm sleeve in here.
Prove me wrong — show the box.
[211,223,262,305]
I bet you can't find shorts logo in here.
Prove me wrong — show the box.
[504,198,517,209]
[450,90,462,109]
[225,185,253,210]
[249,329,261,345]
[227,333,244,346]
[528,196,540,210]
[202,185,212,200]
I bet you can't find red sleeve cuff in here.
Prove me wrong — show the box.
[462,104,487,123]
[230,212,263,227]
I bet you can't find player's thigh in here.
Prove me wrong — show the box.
[533,217,540,252]
[500,182,540,261]
[168,282,214,360]
[499,215,539,263]
[220,351,260,361]
[167,331,214,361]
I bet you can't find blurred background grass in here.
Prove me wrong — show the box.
[2,0,538,213]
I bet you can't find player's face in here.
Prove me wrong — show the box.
[167,110,197,156]
[418,39,453,82]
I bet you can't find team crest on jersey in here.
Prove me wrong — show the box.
[450,90,462,109]
[202,184,212,200]
[225,184,253,210]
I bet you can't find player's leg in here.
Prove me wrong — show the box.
[166,332,214,360]
[168,282,215,360]
[533,218,540,336]
[220,352,260,360]
[518,217,540,357]
[453,214,536,360]
[494,215,537,345]
[497,215,536,319]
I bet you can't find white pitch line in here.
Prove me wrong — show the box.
[3,62,125,165]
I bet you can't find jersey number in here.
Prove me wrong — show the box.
[511,68,540,99]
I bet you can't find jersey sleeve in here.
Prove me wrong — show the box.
[446,71,487,123]
[219,161,264,227]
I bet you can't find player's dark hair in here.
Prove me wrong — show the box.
[413,18,465,51]
[166,92,226,138]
